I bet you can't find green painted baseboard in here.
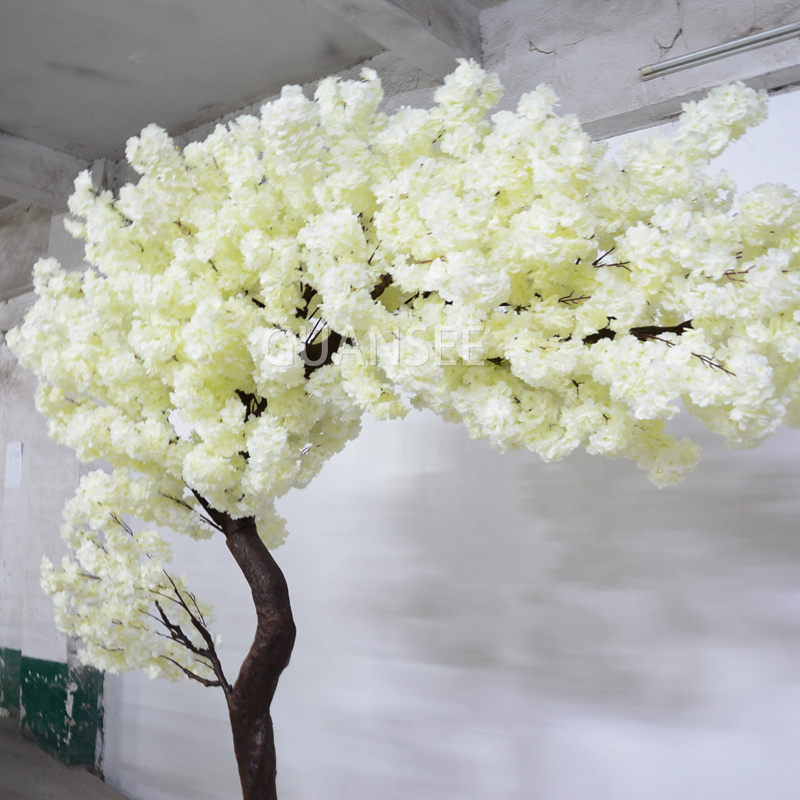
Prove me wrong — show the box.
[0,646,22,714]
[19,655,104,767]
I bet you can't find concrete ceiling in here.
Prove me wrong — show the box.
[0,0,504,212]
[2,0,800,216]
[0,0,384,162]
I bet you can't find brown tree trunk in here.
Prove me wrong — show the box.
[222,515,296,800]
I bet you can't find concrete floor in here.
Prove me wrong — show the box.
[0,715,129,800]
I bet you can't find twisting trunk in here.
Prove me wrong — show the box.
[222,515,296,800]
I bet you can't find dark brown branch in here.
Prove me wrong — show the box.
[165,491,296,798]
[161,493,195,513]
[692,352,736,375]
[190,487,228,528]
[152,601,204,656]
[579,319,735,374]
[370,273,393,300]
[162,492,223,531]
[302,330,353,378]
[110,514,134,536]
[629,320,694,341]
[185,589,209,627]
[724,262,753,282]
[583,319,693,345]
[162,573,208,629]
[595,261,630,271]
[582,327,616,345]
[236,389,268,419]
[151,581,231,695]
[558,291,591,305]
[161,656,224,688]
[161,573,229,683]
[296,283,318,320]
[592,247,630,270]
[243,290,266,308]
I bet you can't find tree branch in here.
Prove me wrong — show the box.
[236,389,268,419]
[189,487,228,528]
[370,272,393,300]
[160,573,231,693]
[161,656,225,688]
[220,513,296,800]
[162,492,223,532]
[301,330,351,378]
[583,319,693,345]
[295,283,318,320]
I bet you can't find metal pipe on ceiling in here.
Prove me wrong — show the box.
[640,20,800,80]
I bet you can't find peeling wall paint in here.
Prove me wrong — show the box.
[0,646,21,714]
[19,655,104,766]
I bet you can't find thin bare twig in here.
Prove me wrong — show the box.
[160,656,224,688]
[558,290,591,305]
[692,352,735,375]
[160,573,231,692]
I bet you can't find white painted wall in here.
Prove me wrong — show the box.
[0,338,28,654]
[100,87,800,800]
[0,211,88,666]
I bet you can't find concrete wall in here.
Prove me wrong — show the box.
[0,203,49,299]
[0,213,103,765]
[483,0,800,136]
[0,214,50,722]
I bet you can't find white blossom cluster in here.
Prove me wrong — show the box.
[9,62,800,678]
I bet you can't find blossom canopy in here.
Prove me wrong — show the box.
[9,61,800,680]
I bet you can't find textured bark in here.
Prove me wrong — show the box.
[223,515,296,800]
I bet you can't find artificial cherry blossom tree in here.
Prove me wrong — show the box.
[9,62,800,800]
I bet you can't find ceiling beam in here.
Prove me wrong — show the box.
[312,0,482,79]
[0,132,87,213]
